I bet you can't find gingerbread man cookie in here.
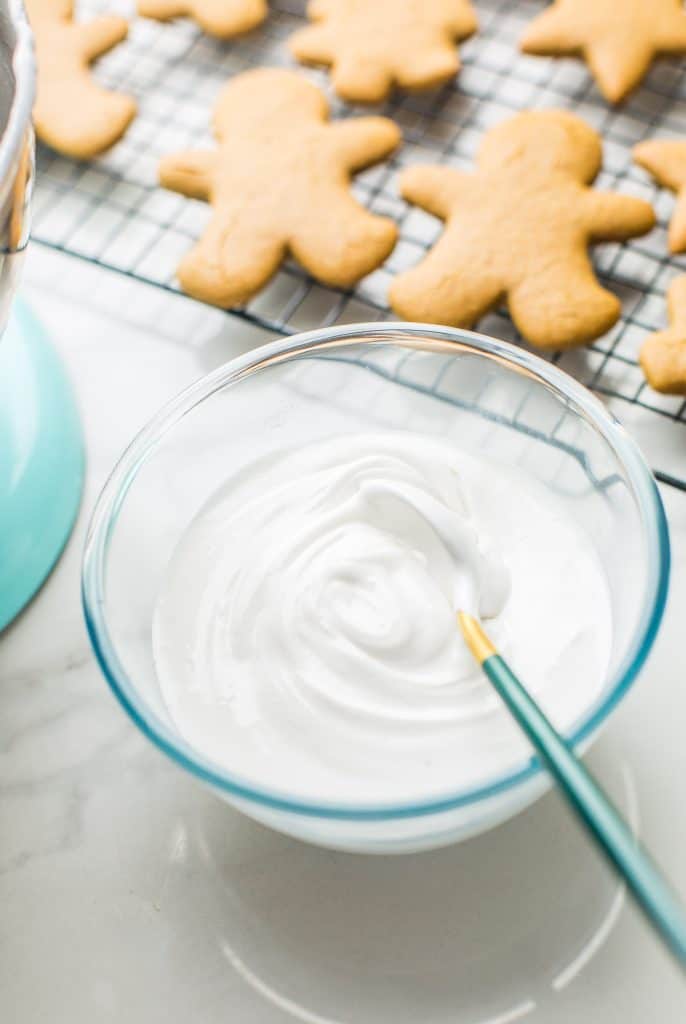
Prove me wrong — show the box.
[640,277,686,394]
[521,0,686,104]
[159,69,400,307]
[290,0,477,103]
[138,0,266,39]
[390,111,655,349]
[634,139,686,254]
[26,0,136,160]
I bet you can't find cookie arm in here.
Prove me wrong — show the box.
[666,275,686,332]
[640,278,686,394]
[75,16,129,61]
[328,118,401,173]
[583,191,655,242]
[634,141,686,252]
[289,23,334,64]
[634,140,686,191]
[400,165,471,219]
[159,151,216,201]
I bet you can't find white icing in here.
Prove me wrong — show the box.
[153,432,613,803]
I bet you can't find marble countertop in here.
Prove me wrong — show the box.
[1,247,685,1022]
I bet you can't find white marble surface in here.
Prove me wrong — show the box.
[1,246,686,1021]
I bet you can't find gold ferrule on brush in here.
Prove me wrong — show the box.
[457,611,497,664]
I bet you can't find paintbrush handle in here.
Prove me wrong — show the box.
[482,652,686,969]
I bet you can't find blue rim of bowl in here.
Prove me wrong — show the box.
[82,323,670,821]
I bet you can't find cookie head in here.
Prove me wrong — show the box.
[478,110,602,182]
[212,68,328,139]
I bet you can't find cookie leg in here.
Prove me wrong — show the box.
[508,263,619,349]
[137,0,187,24]
[177,222,285,307]
[189,0,267,38]
[289,200,397,288]
[34,73,135,160]
[390,245,503,326]
[140,0,266,34]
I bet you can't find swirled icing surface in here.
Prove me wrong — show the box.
[153,433,612,802]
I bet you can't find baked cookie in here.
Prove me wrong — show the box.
[138,0,266,39]
[159,69,400,307]
[26,0,136,160]
[390,110,656,349]
[634,139,686,254]
[521,0,686,104]
[290,0,477,103]
[640,276,686,394]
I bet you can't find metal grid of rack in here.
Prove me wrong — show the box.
[31,0,686,485]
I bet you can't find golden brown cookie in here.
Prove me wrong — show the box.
[640,276,686,394]
[290,0,477,103]
[521,0,686,104]
[138,0,266,39]
[26,0,136,160]
[634,139,686,254]
[159,69,400,307]
[390,110,656,349]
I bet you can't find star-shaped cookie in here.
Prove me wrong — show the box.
[290,0,477,103]
[640,276,686,393]
[521,0,686,104]
[634,139,686,253]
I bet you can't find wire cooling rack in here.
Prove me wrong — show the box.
[31,0,686,488]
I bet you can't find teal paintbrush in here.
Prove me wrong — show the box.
[458,611,686,971]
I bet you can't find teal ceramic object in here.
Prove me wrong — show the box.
[0,299,84,630]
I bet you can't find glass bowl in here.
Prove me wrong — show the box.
[82,323,669,853]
